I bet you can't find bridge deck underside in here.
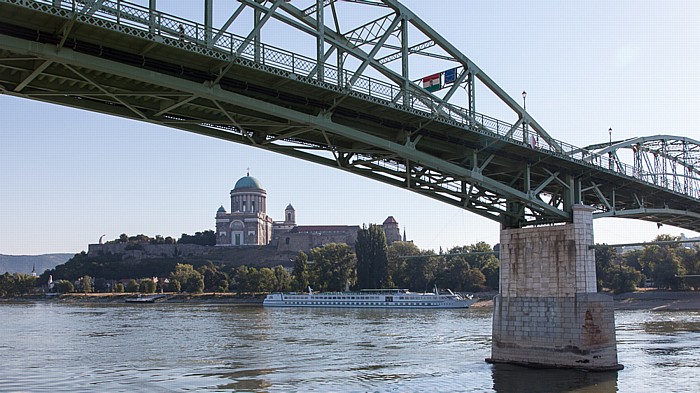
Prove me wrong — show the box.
[1,2,698,231]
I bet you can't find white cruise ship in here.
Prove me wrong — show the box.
[263,288,477,309]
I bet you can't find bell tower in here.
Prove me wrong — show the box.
[284,203,296,225]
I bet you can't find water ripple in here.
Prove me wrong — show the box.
[1,304,699,392]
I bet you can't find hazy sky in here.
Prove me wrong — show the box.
[1,0,699,255]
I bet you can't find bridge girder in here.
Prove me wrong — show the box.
[0,0,698,231]
[586,136,700,197]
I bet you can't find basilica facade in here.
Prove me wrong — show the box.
[215,174,404,252]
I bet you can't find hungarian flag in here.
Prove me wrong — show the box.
[422,73,441,92]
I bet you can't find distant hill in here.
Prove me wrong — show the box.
[0,254,74,275]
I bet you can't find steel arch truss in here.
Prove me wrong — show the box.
[0,31,569,227]
[0,0,699,232]
[587,136,700,197]
[583,136,700,228]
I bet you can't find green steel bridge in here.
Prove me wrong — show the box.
[1,0,698,231]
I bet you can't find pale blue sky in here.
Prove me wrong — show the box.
[1,0,699,255]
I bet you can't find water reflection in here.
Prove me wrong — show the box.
[202,367,275,392]
[491,364,618,393]
[3,304,700,392]
[643,320,700,334]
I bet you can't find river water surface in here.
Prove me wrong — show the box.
[0,302,698,392]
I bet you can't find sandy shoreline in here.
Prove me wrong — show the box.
[2,292,266,305]
[471,290,700,312]
[612,290,700,311]
[3,290,700,311]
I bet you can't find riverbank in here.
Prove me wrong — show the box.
[2,292,266,305]
[613,289,700,311]
[4,290,699,310]
[470,290,700,311]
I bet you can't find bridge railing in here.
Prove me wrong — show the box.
[16,0,700,200]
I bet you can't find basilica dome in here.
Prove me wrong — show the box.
[234,175,263,190]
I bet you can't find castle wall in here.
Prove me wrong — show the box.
[275,227,359,253]
[87,243,210,259]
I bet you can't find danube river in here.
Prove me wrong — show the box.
[0,302,698,392]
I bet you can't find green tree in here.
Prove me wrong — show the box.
[273,265,291,292]
[387,241,421,289]
[233,266,250,294]
[355,224,389,289]
[438,243,498,291]
[170,263,204,293]
[198,262,224,292]
[608,264,643,294]
[678,245,700,290]
[452,242,497,271]
[44,251,179,282]
[139,279,157,293]
[166,279,181,292]
[292,252,309,292]
[93,278,108,292]
[463,268,486,292]
[481,258,500,290]
[0,273,13,297]
[622,249,648,284]
[114,282,125,293]
[595,245,618,291]
[436,255,469,291]
[125,279,139,293]
[0,273,37,297]
[245,267,261,292]
[150,235,177,245]
[404,251,438,292]
[309,243,356,292]
[218,279,230,292]
[257,268,276,292]
[80,275,94,293]
[53,280,74,293]
[652,250,685,290]
[178,230,216,246]
[643,235,685,290]
[187,276,205,293]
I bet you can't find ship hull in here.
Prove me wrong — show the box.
[263,290,476,309]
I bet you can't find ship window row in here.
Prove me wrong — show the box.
[285,296,385,300]
[282,295,435,303]
[284,301,436,306]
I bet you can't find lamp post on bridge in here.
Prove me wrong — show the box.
[608,127,613,170]
[522,91,527,144]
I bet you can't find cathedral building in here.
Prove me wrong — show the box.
[215,174,273,246]
[215,174,405,252]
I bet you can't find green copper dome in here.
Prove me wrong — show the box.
[234,175,263,190]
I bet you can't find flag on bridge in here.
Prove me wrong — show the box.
[422,73,441,92]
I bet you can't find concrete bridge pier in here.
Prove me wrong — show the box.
[487,204,623,371]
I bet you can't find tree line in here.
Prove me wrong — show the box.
[19,224,500,295]
[7,226,697,297]
[106,231,216,246]
[0,273,37,297]
[596,235,700,293]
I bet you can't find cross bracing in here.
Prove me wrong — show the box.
[0,0,698,231]
[584,136,700,197]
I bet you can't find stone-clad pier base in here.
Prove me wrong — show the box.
[486,205,623,371]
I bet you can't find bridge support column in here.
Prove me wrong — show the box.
[487,205,622,371]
